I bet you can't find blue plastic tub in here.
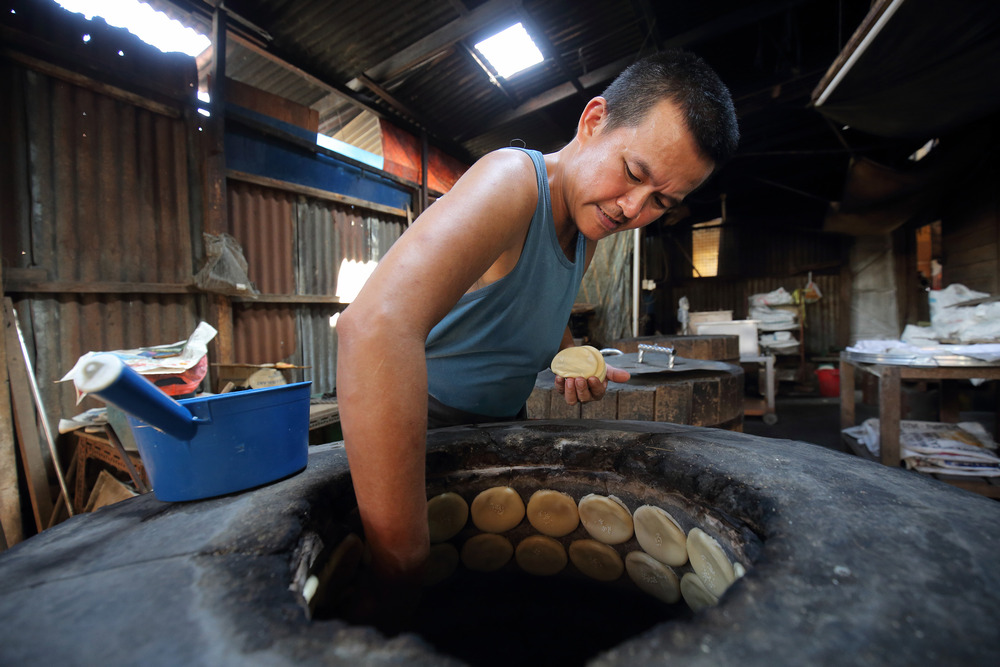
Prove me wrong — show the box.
[124,382,312,502]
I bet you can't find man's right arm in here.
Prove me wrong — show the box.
[335,149,540,582]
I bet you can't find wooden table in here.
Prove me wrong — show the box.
[839,351,1000,497]
[73,431,149,513]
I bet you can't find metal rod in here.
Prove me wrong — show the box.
[12,308,73,517]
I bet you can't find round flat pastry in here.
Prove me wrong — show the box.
[550,345,607,382]
[427,492,469,543]
[633,505,687,567]
[515,535,567,576]
[461,533,514,572]
[526,489,580,537]
[470,486,526,533]
[569,539,624,582]
[423,543,460,586]
[680,572,718,612]
[578,494,634,545]
[625,551,680,604]
[687,527,736,597]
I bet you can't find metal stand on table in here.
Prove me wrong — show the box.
[742,353,777,424]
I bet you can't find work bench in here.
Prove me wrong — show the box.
[839,351,1000,498]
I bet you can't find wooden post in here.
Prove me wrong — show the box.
[839,353,855,431]
[205,6,234,366]
[2,299,52,532]
[878,365,902,467]
[0,287,24,546]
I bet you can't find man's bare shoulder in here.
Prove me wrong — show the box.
[446,148,539,216]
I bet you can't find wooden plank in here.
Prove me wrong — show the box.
[231,294,345,305]
[691,377,721,426]
[654,382,692,424]
[227,170,409,218]
[617,385,656,421]
[933,474,1000,499]
[3,280,197,294]
[0,284,24,546]
[0,47,184,119]
[581,387,618,420]
[548,393,582,420]
[2,299,53,532]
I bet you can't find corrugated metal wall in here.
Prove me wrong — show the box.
[657,222,849,358]
[2,62,202,423]
[227,180,406,394]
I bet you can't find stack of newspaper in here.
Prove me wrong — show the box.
[843,419,1000,476]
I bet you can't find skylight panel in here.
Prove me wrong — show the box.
[55,0,210,57]
[474,22,543,78]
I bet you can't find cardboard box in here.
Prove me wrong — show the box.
[693,320,760,357]
[689,310,733,326]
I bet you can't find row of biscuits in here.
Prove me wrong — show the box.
[426,486,747,612]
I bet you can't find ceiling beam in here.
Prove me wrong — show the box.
[353,0,519,86]
[462,0,817,142]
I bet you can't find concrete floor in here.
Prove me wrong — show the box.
[742,394,998,455]
[743,396,848,453]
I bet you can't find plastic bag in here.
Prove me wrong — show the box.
[194,233,260,298]
[802,272,822,303]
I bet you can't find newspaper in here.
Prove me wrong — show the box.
[60,322,217,380]
[843,418,1000,477]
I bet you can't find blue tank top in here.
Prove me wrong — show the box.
[425,148,587,417]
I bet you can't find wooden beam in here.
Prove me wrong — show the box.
[359,0,518,83]
[232,295,346,305]
[227,171,409,218]
[3,279,197,295]
[465,0,817,141]
[0,284,23,547]
[0,48,183,119]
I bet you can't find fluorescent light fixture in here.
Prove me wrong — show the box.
[474,22,543,78]
[55,0,211,57]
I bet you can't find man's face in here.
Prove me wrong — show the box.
[570,98,715,241]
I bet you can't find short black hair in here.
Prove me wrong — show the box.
[601,50,739,166]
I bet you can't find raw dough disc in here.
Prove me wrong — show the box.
[680,572,718,612]
[424,543,460,586]
[471,486,526,533]
[550,345,607,382]
[526,489,580,537]
[515,535,568,576]
[427,492,469,543]
[569,539,624,582]
[461,533,514,572]
[578,494,634,545]
[625,550,681,604]
[687,527,736,597]
[633,505,687,567]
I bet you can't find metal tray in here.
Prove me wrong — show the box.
[605,352,732,375]
[845,350,1000,368]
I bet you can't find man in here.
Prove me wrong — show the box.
[336,49,738,594]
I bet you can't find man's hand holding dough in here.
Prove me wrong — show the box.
[551,345,631,405]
